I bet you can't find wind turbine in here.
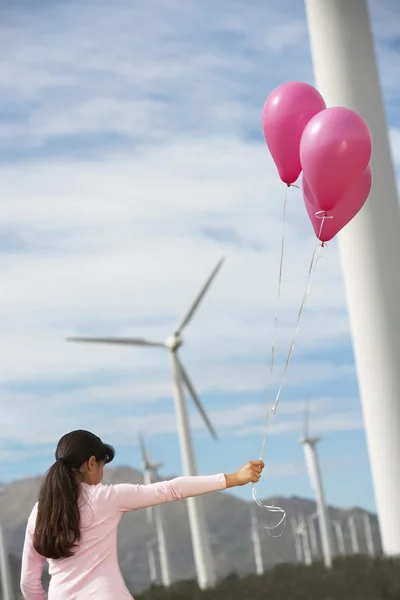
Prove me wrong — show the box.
[0,525,13,600]
[305,0,400,557]
[307,511,319,557]
[296,514,312,566]
[363,512,375,557]
[0,487,13,600]
[250,507,264,576]
[348,515,360,554]
[333,520,346,556]
[146,539,158,585]
[67,258,224,589]
[139,434,172,588]
[290,517,304,564]
[300,402,334,569]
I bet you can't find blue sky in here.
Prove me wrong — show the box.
[0,0,399,514]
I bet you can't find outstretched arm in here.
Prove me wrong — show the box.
[20,504,46,600]
[111,460,264,513]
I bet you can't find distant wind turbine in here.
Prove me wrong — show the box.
[307,511,319,557]
[0,524,13,600]
[333,520,346,556]
[250,507,264,576]
[300,402,334,569]
[0,488,14,600]
[290,517,304,564]
[296,514,312,566]
[363,512,375,557]
[145,539,158,585]
[67,258,224,589]
[348,515,360,554]
[139,434,172,588]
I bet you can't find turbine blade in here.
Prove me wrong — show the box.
[176,257,224,334]
[152,461,164,471]
[176,356,218,440]
[138,433,150,466]
[67,336,165,348]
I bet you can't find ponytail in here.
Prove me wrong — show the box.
[34,459,81,559]
[33,429,115,559]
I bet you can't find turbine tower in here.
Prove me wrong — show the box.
[250,507,264,576]
[146,539,158,585]
[333,520,346,556]
[290,517,303,564]
[363,512,375,558]
[67,258,224,589]
[295,515,312,566]
[0,525,13,600]
[348,515,360,555]
[307,511,319,557]
[304,0,400,556]
[139,434,172,588]
[300,403,334,568]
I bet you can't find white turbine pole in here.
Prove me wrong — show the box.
[308,512,319,557]
[348,515,360,555]
[291,518,303,564]
[171,354,215,588]
[333,521,346,556]
[363,513,375,558]
[143,469,153,523]
[298,515,312,566]
[300,405,334,569]
[250,508,264,576]
[0,525,13,600]
[304,0,400,556]
[146,541,158,585]
[139,435,173,588]
[67,258,224,589]
[302,443,334,568]
[154,506,171,587]
[144,469,158,587]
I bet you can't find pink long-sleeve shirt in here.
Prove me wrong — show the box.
[21,474,226,600]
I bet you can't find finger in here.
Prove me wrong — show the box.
[250,460,264,468]
[250,464,263,473]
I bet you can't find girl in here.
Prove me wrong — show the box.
[21,429,264,599]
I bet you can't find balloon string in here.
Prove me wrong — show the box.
[259,184,289,460]
[252,484,287,537]
[252,215,327,535]
[271,238,324,416]
[251,184,289,537]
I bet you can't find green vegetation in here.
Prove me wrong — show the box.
[136,556,400,600]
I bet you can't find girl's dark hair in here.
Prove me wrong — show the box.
[33,429,115,559]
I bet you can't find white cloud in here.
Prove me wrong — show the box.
[0,0,311,151]
[0,378,361,450]
[0,135,352,392]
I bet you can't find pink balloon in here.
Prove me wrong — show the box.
[262,82,326,185]
[303,164,373,242]
[300,107,372,211]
